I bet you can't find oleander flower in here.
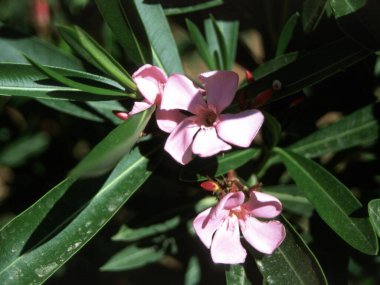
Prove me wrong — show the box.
[129,64,186,133]
[161,70,264,164]
[193,191,285,264]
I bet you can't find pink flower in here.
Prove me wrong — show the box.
[129,64,186,133]
[161,71,264,164]
[193,191,286,264]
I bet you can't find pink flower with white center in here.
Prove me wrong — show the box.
[161,71,264,165]
[193,191,286,264]
[129,64,186,133]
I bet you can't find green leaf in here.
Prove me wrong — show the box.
[94,0,151,66]
[330,0,380,50]
[186,19,215,69]
[134,0,183,74]
[276,13,300,56]
[164,0,224,15]
[302,0,328,33]
[26,57,133,98]
[71,107,154,177]
[180,148,260,182]
[288,104,379,158]
[225,265,252,285]
[263,185,314,217]
[36,99,105,122]
[185,256,201,285]
[204,17,238,70]
[0,146,158,284]
[100,245,165,271]
[275,147,378,255]
[0,36,83,70]
[112,216,180,242]
[240,37,371,104]
[0,63,128,101]
[369,199,380,238]
[0,133,49,167]
[255,216,328,285]
[57,25,136,90]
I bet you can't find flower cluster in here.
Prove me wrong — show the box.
[129,64,264,165]
[194,182,286,264]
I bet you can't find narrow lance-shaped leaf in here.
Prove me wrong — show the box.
[164,0,224,16]
[71,106,154,177]
[240,37,370,104]
[101,245,165,271]
[330,0,380,50]
[254,216,328,285]
[225,265,252,285]
[275,13,300,56]
[57,25,136,91]
[369,199,380,238]
[0,108,154,278]
[26,57,134,98]
[180,148,260,182]
[94,0,152,65]
[0,146,160,284]
[0,63,128,101]
[288,104,379,158]
[186,19,215,69]
[112,216,180,242]
[302,0,328,33]
[133,0,183,74]
[275,147,378,255]
[0,36,83,70]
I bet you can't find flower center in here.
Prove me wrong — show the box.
[204,110,217,127]
[197,105,218,127]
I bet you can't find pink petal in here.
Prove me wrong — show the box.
[216,109,264,147]
[199,71,238,113]
[132,64,167,104]
[129,100,152,116]
[164,117,199,165]
[243,191,283,219]
[192,127,231,157]
[215,192,245,214]
[161,74,206,114]
[211,215,246,264]
[193,207,227,248]
[155,107,187,133]
[240,217,286,254]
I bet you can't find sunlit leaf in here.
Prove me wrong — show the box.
[164,0,224,15]
[225,264,252,285]
[26,57,133,98]
[95,0,151,65]
[134,0,183,74]
[0,146,159,284]
[275,147,378,255]
[185,256,201,285]
[0,63,128,101]
[369,199,380,238]
[0,36,83,70]
[71,107,154,177]
[254,216,328,285]
[57,25,136,90]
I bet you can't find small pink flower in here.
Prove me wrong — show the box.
[129,64,186,132]
[193,191,286,264]
[161,71,264,164]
